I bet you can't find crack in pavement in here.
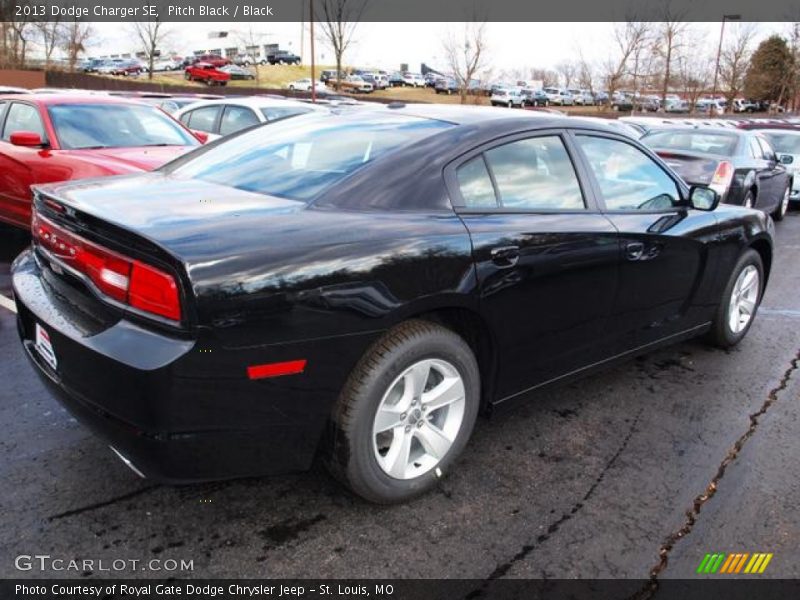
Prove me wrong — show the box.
[464,407,644,598]
[631,347,800,600]
[46,485,160,522]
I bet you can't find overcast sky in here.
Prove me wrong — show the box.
[86,21,789,74]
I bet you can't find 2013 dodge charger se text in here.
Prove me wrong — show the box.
[12,106,774,503]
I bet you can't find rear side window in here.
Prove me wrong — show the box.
[455,136,584,210]
[456,156,496,208]
[183,106,220,133]
[219,106,259,136]
[2,103,44,141]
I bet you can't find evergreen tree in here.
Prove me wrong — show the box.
[743,35,794,103]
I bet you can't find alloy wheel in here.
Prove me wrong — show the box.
[372,359,466,480]
[728,265,760,334]
[780,187,789,217]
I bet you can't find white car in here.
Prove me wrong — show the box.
[543,87,573,105]
[234,54,257,66]
[175,97,328,140]
[288,78,328,92]
[757,129,800,204]
[490,88,524,108]
[402,73,426,87]
[153,59,180,72]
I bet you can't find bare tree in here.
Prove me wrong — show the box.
[677,54,713,114]
[36,18,63,70]
[653,5,689,104]
[601,20,651,108]
[719,23,756,111]
[60,19,92,72]
[576,52,596,96]
[556,60,577,89]
[236,25,268,85]
[528,67,558,87]
[315,0,369,91]
[442,21,488,104]
[131,18,171,79]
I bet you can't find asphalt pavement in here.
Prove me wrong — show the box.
[0,212,798,587]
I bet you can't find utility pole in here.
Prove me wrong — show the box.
[310,0,316,103]
[300,1,305,65]
[712,14,741,104]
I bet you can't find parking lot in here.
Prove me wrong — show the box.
[0,209,798,582]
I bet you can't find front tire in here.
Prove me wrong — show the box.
[326,320,480,504]
[707,249,764,348]
[772,185,790,221]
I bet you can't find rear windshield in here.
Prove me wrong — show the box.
[762,132,800,155]
[166,113,452,201]
[643,130,738,155]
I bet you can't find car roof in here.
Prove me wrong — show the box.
[173,96,326,114]
[0,93,148,105]
[349,103,593,129]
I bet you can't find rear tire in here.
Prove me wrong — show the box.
[325,319,480,504]
[707,249,764,348]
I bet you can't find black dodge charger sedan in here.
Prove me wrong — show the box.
[12,106,774,503]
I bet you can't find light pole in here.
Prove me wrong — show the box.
[712,14,741,104]
[310,0,316,103]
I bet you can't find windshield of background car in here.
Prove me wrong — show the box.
[643,130,738,155]
[166,113,453,201]
[49,103,199,149]
[762,132,800,155]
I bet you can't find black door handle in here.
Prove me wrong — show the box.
[490,245,520,267]
[625,242,645,261]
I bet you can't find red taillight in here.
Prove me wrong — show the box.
[32,211,182,322]
[129,261,181,321]
[711,161,734,187]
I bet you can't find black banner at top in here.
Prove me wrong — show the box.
[2,0,800,22]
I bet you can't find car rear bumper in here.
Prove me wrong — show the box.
[12,249,361,483]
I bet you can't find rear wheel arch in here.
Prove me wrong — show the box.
[406,307,497,412]
[749,237,772,286]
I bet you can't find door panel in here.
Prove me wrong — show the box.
[448,131,620,400]
[604,211,720,348]
[463,213,620,399]
[572,133,720,350]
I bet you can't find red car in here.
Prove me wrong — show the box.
[184,63,232,86]
[0,94,202,229]
[188,54,230,68]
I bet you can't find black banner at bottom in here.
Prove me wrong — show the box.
[3,579,800,600]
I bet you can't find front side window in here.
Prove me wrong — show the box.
[2,103,45,141]
[762,132,800,155]
[577,135,681,211]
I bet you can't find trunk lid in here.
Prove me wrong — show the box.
[654,149,726,186]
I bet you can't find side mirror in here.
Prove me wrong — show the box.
[780,154,794,165]
[10,131,44,147]
[689,185,720,211]
[192,130,209,144]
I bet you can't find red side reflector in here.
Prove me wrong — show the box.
[247,360,307,380]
